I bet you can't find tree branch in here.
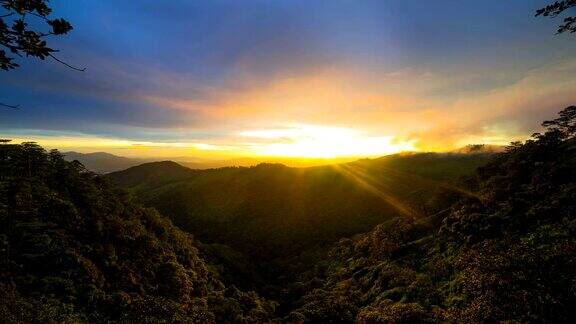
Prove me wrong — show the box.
[0,102,20,109]
[48,53,86,72]
[27,12,49,21]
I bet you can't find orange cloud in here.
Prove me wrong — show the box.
[11,57,575,159]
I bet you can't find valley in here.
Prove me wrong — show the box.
[108,152,491,298]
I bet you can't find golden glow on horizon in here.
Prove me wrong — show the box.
[135,60,576,157]
[3,126,417,161]
[3,59,575,160]
[240,125,417,158]
[2,130,531,162]
[0,136,235,159]
[0,122,551,162]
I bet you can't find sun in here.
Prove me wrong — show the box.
[240,124,416,158]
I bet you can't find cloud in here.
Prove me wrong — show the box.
[2,0,576,157]
[407,59,576,150]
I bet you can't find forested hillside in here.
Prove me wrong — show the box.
[284,106,576,323]
[109,153,489,253]
[2,0,575,322]
[108,152,489,291]
[0,142,275,323]
[2,106,575,323]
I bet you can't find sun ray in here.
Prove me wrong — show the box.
[332,163,419,219]
[351,162,482,200]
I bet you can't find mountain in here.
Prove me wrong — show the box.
[62,151,156,174]
[180,156,362,169]
[0,143,275,323]
[285,107,576,323]
[2,107,575,323]
[65,148,493,174]
[175,158,259,170]
[61,151,249,173]
[106,160,197,188]
[108,152,492,292]
[62,151,367,174]
[63,151,355,174]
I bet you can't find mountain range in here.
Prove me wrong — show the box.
[107,152,493,292]
[63,151,362,174]
[65,144,502,174]
[3,107,575,323]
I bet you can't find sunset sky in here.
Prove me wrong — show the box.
[1,0,576,159]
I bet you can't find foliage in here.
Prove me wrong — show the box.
[2,106,575,322]
[0,0,73,71]
[285,106,576,323]
[0,142,276,323]
[537,0,576,34]
[108,152,487,298]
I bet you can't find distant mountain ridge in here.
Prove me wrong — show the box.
[62,152,232,173]
[63,151,156,174]
[107,160,197,188]
[63,151,356,173]
[66,145,500,174]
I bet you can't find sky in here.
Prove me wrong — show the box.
[1,0,576,159]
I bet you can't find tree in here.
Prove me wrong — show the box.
[0,0,80,71]
[1,0,82,109]
[541,105,576,138]
[536,0,576,34]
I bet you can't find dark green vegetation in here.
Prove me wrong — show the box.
[285,106,576,323]
[108,151,489,293]
[2,106,576,323]
[0,142,276,323]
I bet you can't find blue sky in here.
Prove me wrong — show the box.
[1,0,575,158]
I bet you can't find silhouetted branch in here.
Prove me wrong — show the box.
[27,12,49,21]
[0,0,75,71]
[536,0,576,34]
[48,53,86,72]
[0,102,20,109]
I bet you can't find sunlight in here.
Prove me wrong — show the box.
[240,124,416,158]
[332,163,418,218]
